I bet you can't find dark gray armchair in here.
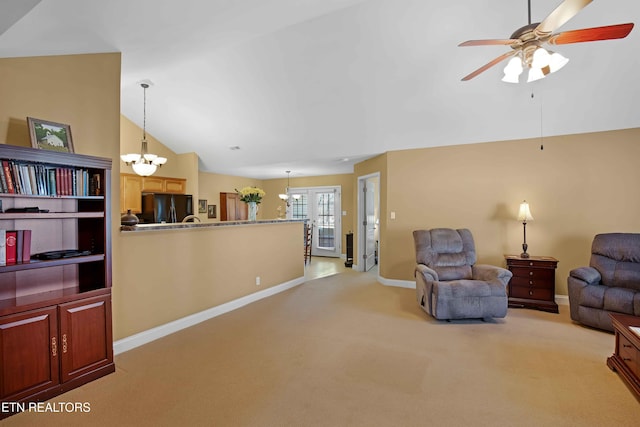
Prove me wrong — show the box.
[568,233,640,332]
[413,228,512,320]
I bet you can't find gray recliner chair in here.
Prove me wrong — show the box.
[568,233,640,332]
[413,228,512,320]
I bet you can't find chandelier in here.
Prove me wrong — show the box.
[121,82,167,176]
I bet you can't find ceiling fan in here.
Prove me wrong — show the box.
[459,0,634,82]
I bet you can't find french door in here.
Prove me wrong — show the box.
[289,186,341,258]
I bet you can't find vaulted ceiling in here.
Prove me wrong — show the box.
[1,0,639,178]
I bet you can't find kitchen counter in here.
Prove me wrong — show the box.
[120,218,303,232]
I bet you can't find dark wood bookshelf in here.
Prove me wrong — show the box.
[0,144,114,419]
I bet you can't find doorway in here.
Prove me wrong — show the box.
[288,186,342,258]
[357,173,380,272]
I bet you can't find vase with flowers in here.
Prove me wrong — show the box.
[235,186,265,221]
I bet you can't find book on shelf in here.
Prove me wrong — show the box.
[0,230,5,266]
[1,161,14,194]
[5,230,17,264]
[0,230,32,265]
[0,158,101,196]
[21,230,32,263]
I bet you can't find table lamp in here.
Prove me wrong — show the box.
[518,200,534,258]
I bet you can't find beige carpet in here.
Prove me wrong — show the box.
[4,269,640,426]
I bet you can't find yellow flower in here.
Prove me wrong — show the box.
[235,186,266,204]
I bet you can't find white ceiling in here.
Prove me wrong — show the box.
[1,0,639,179]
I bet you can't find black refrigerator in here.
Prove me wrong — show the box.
[140,193,194,223]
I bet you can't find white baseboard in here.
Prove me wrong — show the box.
[113,276,306,355]
[377,275,415,289]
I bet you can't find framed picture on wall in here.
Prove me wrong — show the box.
[27,117,75,153]
[198,199,207,213]
[208,205,217,219]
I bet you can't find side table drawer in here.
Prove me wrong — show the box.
[510,285,553,301]
[619,334,640,377]
[510,267,554,280]
[510,275,553,289]
[507,259,558,269]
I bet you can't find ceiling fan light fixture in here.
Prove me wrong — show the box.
[548,51,569,73]
[501,72,520,83]
[531,47,552,69]
[502,56,524,83]
[527,67,546,82]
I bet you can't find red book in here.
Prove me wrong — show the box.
[56,168,62,196]
[2,160,15,193]
[5,231,17,264]
[22,230,31,263]
[2,160,14,193]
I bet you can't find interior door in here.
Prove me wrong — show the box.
[363,180,377,271]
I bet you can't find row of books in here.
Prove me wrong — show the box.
[0,229,32,266]
[0,159,102,196]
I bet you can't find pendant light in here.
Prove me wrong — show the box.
[278,171,300,207]
[121,82,167,176]
[279,171,292,205]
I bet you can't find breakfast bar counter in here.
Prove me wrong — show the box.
[113,219,305,346]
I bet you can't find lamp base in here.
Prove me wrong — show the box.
[520,242,529,258]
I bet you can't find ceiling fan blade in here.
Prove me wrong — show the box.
[461,51,517,81]
[547,23,634,45]
[535,0,593,36]
[459,39,519,47]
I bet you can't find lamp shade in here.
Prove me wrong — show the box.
[132,161,157,177]
[527,67,546,82]
[548,52,569,73]
[517,201,534,222]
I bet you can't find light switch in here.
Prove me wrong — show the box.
[390,211,396,220]
[342,211,347,216]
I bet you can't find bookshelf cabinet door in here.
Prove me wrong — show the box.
[58,294,113,383]
[0,307,59,401]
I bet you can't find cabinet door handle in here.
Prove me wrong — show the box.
[623,344,632,349]
[529,271,534,276]
[62,334,68,354]
[51,336,57,357]
[623,357,633,362]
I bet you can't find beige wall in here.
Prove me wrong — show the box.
[0,53,121,161]
[370,129,640,294]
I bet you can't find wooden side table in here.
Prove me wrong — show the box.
[505,255,559,313]
[607,313,640,401]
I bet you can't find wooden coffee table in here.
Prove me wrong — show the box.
[607,313,640,401]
